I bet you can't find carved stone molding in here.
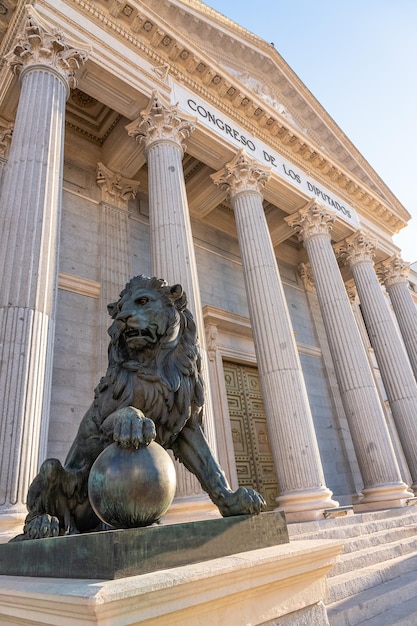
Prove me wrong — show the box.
[335,231,377,268]
[211,148,271,198]
[297,262,315,292]
[126,90,196,155]
[96,162,139,208]
[206,323,218,362]
[6,6,89,91]
[0,123,12,158]
[285,199,336,242]
[377,254,410,288]
[58,272,101,299]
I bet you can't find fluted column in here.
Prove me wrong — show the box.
[337,233,417,488]
[212,150,338,519]
[377,255,417,380]
[286,202,411,506]
[126,91,217,504]
[0,7,88,527]
[96,162,139,374]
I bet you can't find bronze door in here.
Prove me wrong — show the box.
[223,361,279,510]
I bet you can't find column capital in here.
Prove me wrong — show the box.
[285,199,336,242]
[126,90,196,156]
[211,149,270,199]
[96,162,139,209]
[376,254,410,288]
[6,7,89,92]
[335,231,377,268]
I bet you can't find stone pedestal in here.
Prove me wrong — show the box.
[0,538,342,625]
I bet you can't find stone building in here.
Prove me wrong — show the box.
[1,4,417,620]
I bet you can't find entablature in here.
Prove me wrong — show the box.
[6,0,409,244]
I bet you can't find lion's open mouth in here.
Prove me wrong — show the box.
[124,326,157,344]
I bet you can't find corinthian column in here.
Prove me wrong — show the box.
[286,202,411,507]
[212,151,338,520]
[337,233,417,488]
[0,8,88,533]
[377,255,417,380]
[126,91,217,507]
[96,162,139,374]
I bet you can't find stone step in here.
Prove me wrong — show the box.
[360,591,417,625]
[330,533,417,576]
[326,550,417,605]
[327,568,417,626]
[340,524,417,555]
[288,507,417,542]
[289,507,417,624]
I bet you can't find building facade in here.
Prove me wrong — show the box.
[1,0,417,539]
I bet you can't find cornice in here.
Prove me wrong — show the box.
[34,0,409,235]
[169,1,408,219]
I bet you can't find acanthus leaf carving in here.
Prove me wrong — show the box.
[285,199,336,242]
[6,6,89,90]
[335,231,377,268]
[211,148,270,198]
[96,162,140,208]
[126,90,196,155]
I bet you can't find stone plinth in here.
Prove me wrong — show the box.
[1,512,287,580]
[0,538,342,626]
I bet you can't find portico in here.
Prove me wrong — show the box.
[0,1,416,542]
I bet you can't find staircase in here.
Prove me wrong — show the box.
[288,506,417,625]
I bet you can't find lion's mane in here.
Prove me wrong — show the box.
[94,275,205,447]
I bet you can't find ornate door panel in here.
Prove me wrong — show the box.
[223,361,279,510]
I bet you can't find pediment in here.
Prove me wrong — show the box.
[154,0,405,216]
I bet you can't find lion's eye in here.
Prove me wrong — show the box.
[136,297,149,306]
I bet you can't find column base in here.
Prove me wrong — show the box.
[277,486,339,522]
[353,498,411,513]
[360,482,413,503]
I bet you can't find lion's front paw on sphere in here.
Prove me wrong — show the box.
[111,406,156,449]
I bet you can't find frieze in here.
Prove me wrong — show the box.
[42,0,407,233]
[173,81,360,229]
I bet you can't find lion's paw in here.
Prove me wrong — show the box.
[112,406,156,449]
[218,487,266,517]
[22,514,60,540]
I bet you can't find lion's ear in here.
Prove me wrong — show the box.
[170,284,188,310]
[170,284,183,300]
[107,302,119,318]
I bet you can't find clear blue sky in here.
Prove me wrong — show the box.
[205,1,417,263]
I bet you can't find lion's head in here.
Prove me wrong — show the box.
[100,275,204,446]
[107,275,186,359]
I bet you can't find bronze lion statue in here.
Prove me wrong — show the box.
[14,275,265,540]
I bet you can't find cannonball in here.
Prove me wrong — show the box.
[88,441,176,529]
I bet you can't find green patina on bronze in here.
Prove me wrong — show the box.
[0,511,288,580]
[13,276,266,542]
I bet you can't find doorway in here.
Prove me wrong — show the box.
[223,361,279,509]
